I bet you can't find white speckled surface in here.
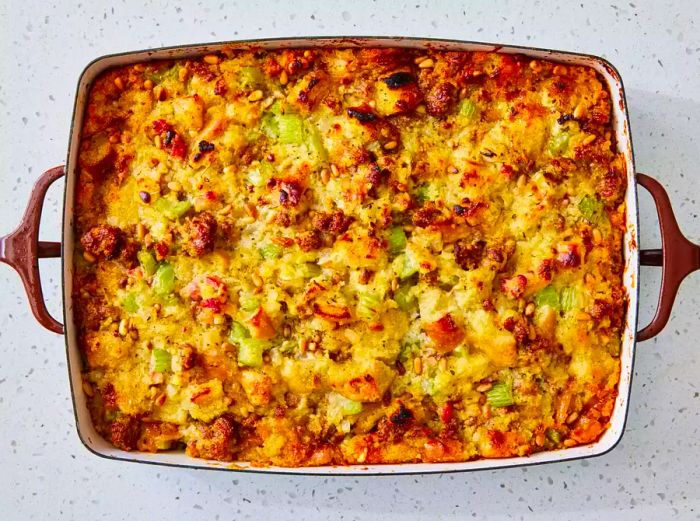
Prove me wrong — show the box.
[1,1,698,519]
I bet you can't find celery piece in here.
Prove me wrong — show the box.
[229,321,251,342]
[560,286,581,312]
[307,124,328,162]
[152,349,171,372]
[398,252,420,280]
[548,132,570,156]
[154,197,192,220]
[247,168,266,187]
[459,99,479,120]
[259,242,283,260]
[329,392,363,416]
[277,114,305,144]
[486,382,515,407]
[546,427,562,444]
[239,296,260,312]
[394,283,417,312]
[299,262,322,278]
[578,195,603,222]
[357,292,382,320]
[239,66,264,88]
[153,263,176,295]
[399,341,420,363]
[138,250,158,276]
[387,226,407,255]
[534,286,560,310]
[238,338,268,367]
[261,112,279,139]
[415,183,438,203]
[122,292,139,314]
[268,100,284,115]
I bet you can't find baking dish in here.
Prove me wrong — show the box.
[1,37,698,475]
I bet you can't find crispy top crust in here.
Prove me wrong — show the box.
[74,48,626,466]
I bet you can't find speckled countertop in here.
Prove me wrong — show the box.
[1,1,698,519]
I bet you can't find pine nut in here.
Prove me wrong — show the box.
[83,251,96,263]
[383,140,398,150]
[244,202,257,218]
[137,223,147,240]
[413,357,422,375]
[143,79,154,90]
[476,383,493,393]
[153,85,167,101]
[280,70,288,85]
[203,54,220,65]
[525,302,536,317]
[82,381,95,397]
[248,90,264,102]
[113,77,124,90]
[418,58,434,69]
[118,319,129,337]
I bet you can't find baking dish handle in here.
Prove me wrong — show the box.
[636,173,700,341]
[0,166,64,334]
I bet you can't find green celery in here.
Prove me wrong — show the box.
[261,112,279,139]
[393,283,417,312]
[154,197,192,220]
[459,99,479,120]
[415,183,438,203]
[578,195,603,222]
[387,227,407,255]
[138,250,158,276]
[239,296,260,312]
[238,338,268,367]
[398,253,419,280]
[122,292,139,313]
[299,262,322,278]
[357,292,382,320]
[153,263,176,295]
[277,114,305,144]
[228,321,251,342]
[534,286,560,309]
[486,382,515,407]
[548,132,570,156]
[560,286,582,311]
[307,124,328,162]
[152,349,171,372]
[259,243,283,260]
[546,427,562,444]
[329,392,363,415]
[239,66,264,88]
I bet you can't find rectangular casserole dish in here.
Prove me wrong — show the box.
[1,37,698,475]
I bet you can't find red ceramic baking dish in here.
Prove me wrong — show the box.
[1,37,698,475]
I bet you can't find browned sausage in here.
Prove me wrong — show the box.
[181,212,217,257]
[80,224,123,260]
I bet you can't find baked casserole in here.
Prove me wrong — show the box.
[73,47,627,466]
